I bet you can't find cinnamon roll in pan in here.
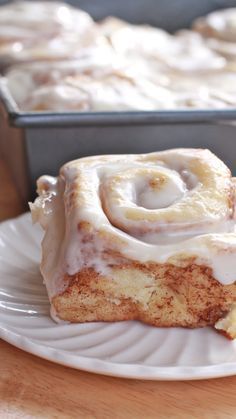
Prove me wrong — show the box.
[7,61,236,111]
[5,58,176,112]
[193,8,236,63]
[193,8,236,42]
[30,149,236,337]
[3,2,236,111]
[0,1,95,64]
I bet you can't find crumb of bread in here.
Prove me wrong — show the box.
[215,303,236,339]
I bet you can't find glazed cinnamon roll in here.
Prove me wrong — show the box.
[193,8,236,63]
[99,17,225,73]
[30,149,236,337]
[4,43,126,111]
[7,57,236,112]
[164,72,236,109]
[0,1,95,65]
[6,60,176,111]
[3,3,236,111]
[193,8,236,42]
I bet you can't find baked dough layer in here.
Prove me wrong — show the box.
[53,262,236,329]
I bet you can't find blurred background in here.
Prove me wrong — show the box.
[0,0,236,31]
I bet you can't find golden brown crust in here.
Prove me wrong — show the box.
[52,261,236,328]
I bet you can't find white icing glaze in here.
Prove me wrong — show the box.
[23,84,90,112]
[0,1,93,37]
[194,8,236,42]
[31,149,236,299]
[9,62,236,110]
[5,43,119,104]
[0,1,95,64]
[8,68,176,112]
[3,2,236,111]
[99,19,225,72]
[66,74,176,111]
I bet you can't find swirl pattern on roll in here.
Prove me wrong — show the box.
[62,149,233,240]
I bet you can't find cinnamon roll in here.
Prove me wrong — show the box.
[0,1,95,65]
[99,18,225,73]
[193,8,236,42]
[7,59,236,111]
[3,2,236,111]
[30,149,236,337]
[163,72,236,109]
[193,9,236,64]
[6,60,176,111]
[4,43,126,111]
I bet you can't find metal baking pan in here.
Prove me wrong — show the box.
[1,0,236,202]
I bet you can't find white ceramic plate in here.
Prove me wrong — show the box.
[1,213,236,380]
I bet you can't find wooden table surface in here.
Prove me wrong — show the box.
[1,156,236,419]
